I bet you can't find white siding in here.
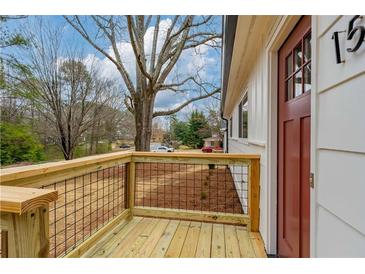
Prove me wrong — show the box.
[227,30,271,253]
[226,15,365,257]
[312,15,365,257]
[316,207,365,257]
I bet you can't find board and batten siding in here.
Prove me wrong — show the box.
[312,15,365,257]
[227,29,271,253]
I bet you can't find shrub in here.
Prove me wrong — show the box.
[0,122,44,165]
[178,145,191,150]
[200,191,208,200]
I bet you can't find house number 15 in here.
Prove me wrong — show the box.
[331,15,365,64]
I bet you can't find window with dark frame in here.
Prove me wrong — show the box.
[229,118,232,137]
[285,32,311,101]
[239,96,248,138]
[238,101,243,138]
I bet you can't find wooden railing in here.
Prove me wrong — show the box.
[0,151,260,258]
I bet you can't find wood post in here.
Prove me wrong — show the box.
[249,159,260,232]
[127,161,136,213]
[6,205,50,258]
[0,186,58,258]
[1,230,8,258]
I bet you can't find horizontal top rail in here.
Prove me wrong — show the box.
[0,151,260,187]
[0,151,132,185]
[132,152,260,159]
[0,185,58,214]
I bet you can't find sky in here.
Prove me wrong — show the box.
[3,16,222,124]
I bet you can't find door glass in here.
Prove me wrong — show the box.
[294,70,302,97]
[294,44,302,71]
[304,34,311,62]
[303,64,311,93]
[286,78,293,101]
[286,53,292,77]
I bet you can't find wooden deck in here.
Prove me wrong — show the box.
[82,216,267,258]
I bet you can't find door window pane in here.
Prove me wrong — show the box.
[304,34,311,63]
[294,70,302,97]
[294,44,302,71]
[286,53,292,77]
[303,64,311,93]
[286,78,293,101]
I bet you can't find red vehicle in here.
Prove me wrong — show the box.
[212,146,223,153]
[201,146,213,153]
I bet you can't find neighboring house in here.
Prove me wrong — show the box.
[203,135,222,147]
[221,15,365,257]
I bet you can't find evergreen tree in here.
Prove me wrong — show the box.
[186,110,211,148]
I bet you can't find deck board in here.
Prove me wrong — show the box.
[122,218,159,257]
[195,222,212,258]
[180,221,201,258]
[224,225,241,258]
[83,217,266,258]
[211,223,226,258]
[164,221,190,258]
[236,226,255,258]
[134,218,170,257]
[150,220,180,258]
[110,218,154,257]
[86,216,143,258]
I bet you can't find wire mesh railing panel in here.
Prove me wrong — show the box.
[135,162,248,215]
[41,164,127,258]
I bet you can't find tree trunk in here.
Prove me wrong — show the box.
[134,94,154,151]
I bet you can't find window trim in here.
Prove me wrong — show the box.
[229,117,233,138]
[239,95,248,139]
[238,101,243,138]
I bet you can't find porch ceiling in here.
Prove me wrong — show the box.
[222,16,278,118]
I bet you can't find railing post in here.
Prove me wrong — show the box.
[1,230,8,258]
[127,161,136,214]
[249,158,260,232]
[0,186,58,258]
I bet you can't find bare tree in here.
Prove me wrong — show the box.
[0,16,29,122]
[86,95,130,155]
[10,23,118,160]
[64,15,221,151]
[205,99,223,140]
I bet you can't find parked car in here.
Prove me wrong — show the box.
[201,146,213,153]
[212,146,223,153]
[119,144,131,149]
[152,146,174,152]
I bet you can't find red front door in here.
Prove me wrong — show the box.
[278,16,311,258]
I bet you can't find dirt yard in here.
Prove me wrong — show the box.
[135,163,244,214]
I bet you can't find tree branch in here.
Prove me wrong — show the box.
[152,88,220,117]
[126,16,153,82]
[63,16,136,96]
[149,15,160,74]
[157,76,194,91]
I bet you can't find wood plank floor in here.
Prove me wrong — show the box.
[82,217,267,258]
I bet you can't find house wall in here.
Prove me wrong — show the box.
[228,16,365,257]
[226,15,365,257]
[311,15,365,257]
[227,25,272,253]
